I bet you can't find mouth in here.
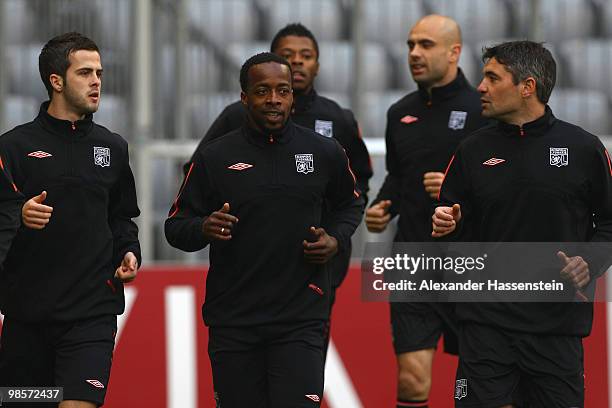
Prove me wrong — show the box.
[264,111,283,119]
[292,71,306,82]
[88,91,100,102]
[410,63,426,74]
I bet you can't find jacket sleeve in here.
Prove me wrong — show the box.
[0,152,24,265]
[583,141,612,278]
[435,146,473,240]
[372,109,401,216]
[341,109,373,204]
[324,140,366,253]
[108,144,141,268]
[165,150,217,252]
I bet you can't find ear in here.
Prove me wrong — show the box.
[449,43,461,63]
[240,91,248,106]
[521,77,537,98]
[312,60,320,78]
[49,74,63,93]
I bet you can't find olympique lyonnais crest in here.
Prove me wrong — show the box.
[550,147,568,167]
[448,110,467,130]
[295,154,314,174]
[93,146,111,167]
[315,120,333,138]
[455,379,467,400]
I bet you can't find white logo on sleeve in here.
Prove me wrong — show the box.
[448,111,468,130]
[93,146,111,167]
[295,154,314,174]
[454,379,467,400]
[315,120,333,138]
[86,379,105,389]
[550,147,568,167]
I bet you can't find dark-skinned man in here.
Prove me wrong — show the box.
[365,15,487,408]
[193,22,372,353]
[165,52,364,408]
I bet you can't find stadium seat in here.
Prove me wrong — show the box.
[548,88,611,135]
[259,0,343,41]
[362,0,425,45]
[161,44,223,97]
[513,0,596,41]
[362,90,406,140]
[2,95,38,134]
[426,0,511,43]
[317,92,351,110]
[188,92,240,140]
[6,44,47,101]
[317,42,391,93]
[95,94,129,139]
[187,0,258,45]
[559,39,612,97]
[2,0,35,45]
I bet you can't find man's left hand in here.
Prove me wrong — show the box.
[303,227,338,264]
[115,251,139,283]
[558,251,590,289]
[423,172,445,199]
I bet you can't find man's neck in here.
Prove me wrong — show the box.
[502,103,546,127]
[421,66,458,95]
[47,98,84,122]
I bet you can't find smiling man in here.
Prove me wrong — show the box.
[365,15,486,408]
[165,52,364,408]
[194,22,372,356]
[0,32,140,408]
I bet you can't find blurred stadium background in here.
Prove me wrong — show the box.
[0,1,612,407]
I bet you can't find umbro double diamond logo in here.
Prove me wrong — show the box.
[228,162,253,171]
[482,157,506,166]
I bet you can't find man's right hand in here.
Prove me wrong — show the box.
[432,204,461,238]
[202,202,239,241]
[22,190,53,229]
[365,200,392,233]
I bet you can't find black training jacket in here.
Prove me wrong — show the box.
[165,120,364,327]
[0,159,24,265]
[373,70,487,241]
[0,102,141,322]
[197,89,372,200]
[438,107,612,336]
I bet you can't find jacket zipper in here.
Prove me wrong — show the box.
[519,126,525,137]
[269,134,277,183]
[69,121,76,176]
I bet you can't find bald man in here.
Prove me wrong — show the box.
[365,15,487,408]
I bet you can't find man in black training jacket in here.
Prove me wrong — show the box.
[195,24,372,325]
[433,40,612,408]
[165,52,364,408]
[365,15,487,408]
[0,32,140,408]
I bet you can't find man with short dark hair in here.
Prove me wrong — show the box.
[365,15,486,408]
[0,32,141,408]
[195,22,372,352]
[165,52,364,408]
[433,40,612,408]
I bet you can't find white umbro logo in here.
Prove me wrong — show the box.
[482,158,506,166]
[305,394,320,402]
[86,379,105,389]
[28,150,52,158]
[227,162,253,171]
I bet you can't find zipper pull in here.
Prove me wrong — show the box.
[71,122,76,131]
[519,127,525,137]
[269,135,274,143]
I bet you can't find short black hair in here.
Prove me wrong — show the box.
[239,52,292,92]
[270,23,319,60]
[39,32,100,98]
[482,40,556,104]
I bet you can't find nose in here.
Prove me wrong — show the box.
[477,79,486,94]
[409,45,421,60]
[267,90,282,105]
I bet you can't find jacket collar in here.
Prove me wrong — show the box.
[243,118,294,147]
[418,68,470,105]
[497,105,556,138]
[36,101,94,139]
